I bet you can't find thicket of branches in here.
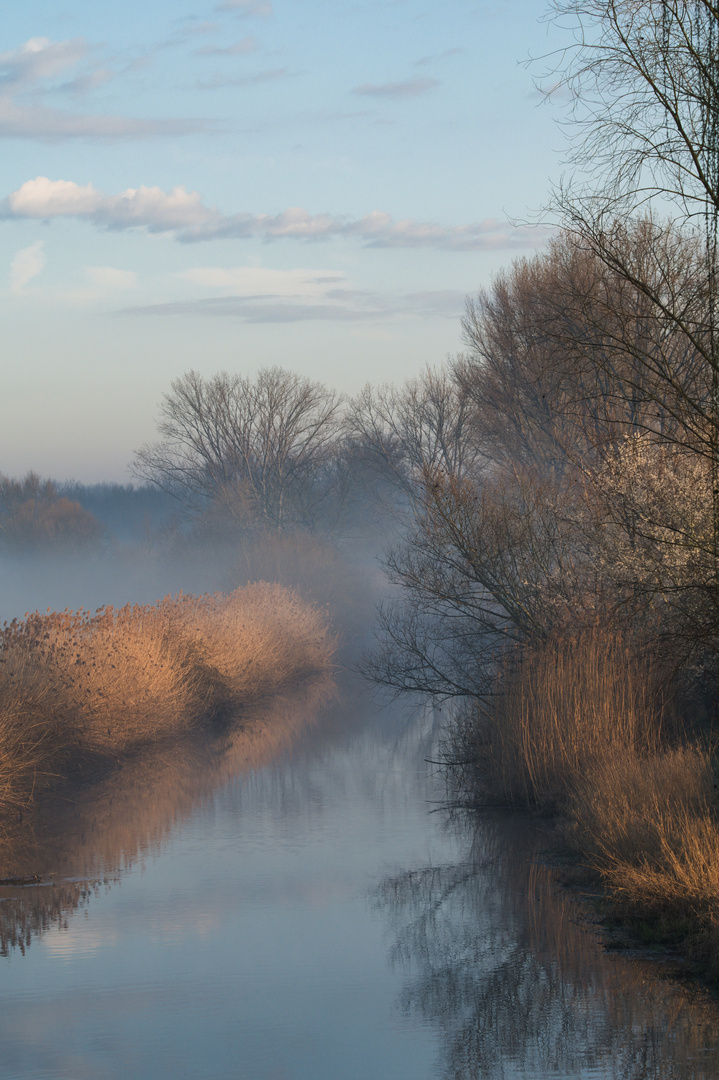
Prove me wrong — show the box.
[352,225,719,699]
[133,368,346,535]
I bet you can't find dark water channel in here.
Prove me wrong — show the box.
[1,679,719,1080]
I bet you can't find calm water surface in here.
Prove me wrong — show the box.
[1,681,718,1080]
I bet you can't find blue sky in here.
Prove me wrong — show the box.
[1,0,565,481]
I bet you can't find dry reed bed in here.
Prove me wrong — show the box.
[458,629,719,979]
[0,583,333,821]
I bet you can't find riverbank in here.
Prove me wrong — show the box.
[0,583,334,832]
[447,628,719,984]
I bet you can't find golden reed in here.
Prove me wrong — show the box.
[457,627,719,977]
[0,583,334,823]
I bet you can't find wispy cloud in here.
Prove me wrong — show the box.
[152,21,219,52]
[56,68,115,96]
[195,36,257,57]
[177,266,345,296]
[194,66,290,90]
[215,0,272,15]
[9,240,45,295]
[0,101,210,140]
[175,21,219,40]
[120,287,466,324]
[414,47,463,68]
[0,176,550,251]
[0,37,89,89]
[0,37,212,141]
[352,77,439,99]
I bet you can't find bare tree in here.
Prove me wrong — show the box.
[547,1,719,218]
[133,368,344,533]
[547,1,719,554]
[349,360,611,697]
[364,461,601,698]
[346,366,482,511]
[459,223,706,468]
[366,228,719,696]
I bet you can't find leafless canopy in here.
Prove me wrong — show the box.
[547,1,719,219]
[133,368,344,532]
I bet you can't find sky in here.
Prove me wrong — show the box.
[0,0,567,481]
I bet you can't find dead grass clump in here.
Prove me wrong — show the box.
[477,628,663,812]
[450,623,719,976]
[570,745,719,970]
[570,744,714,867]
[171,583,334,711]
[0,583,333,824]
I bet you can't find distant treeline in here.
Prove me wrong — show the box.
[0,474,177,553]
[58,481,178,542]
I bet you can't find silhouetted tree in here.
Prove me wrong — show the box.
[133,368,345,533]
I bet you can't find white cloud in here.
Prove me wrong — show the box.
[0,176,551,251]
[86,266,137,289]
[0,37,89,89]
[8,177,100,216]
[352,77,439,99]
[190,207,549,250]
[9,240,45,295]
[3,177,214,230]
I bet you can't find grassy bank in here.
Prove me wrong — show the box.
[0,583,334,826]
[450,629,719,981]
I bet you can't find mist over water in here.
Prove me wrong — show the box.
[0,529,385,635]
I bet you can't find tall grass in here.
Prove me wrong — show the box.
[0,583,333,823]
[453,626,719,977]
[469,628,663,811]
[571,745,719,974]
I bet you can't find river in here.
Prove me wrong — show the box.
[1,675,718,1080]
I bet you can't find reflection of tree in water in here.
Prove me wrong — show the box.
[0,677,334,958]
[376,814,719,1080]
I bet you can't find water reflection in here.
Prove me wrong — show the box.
[377,814,719,1080]
[0,676,334,958]
[2,692,719,1080]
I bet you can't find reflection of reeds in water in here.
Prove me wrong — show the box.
[376,813,719,1080]
[0,675,335,956]
[0,583,334,822]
